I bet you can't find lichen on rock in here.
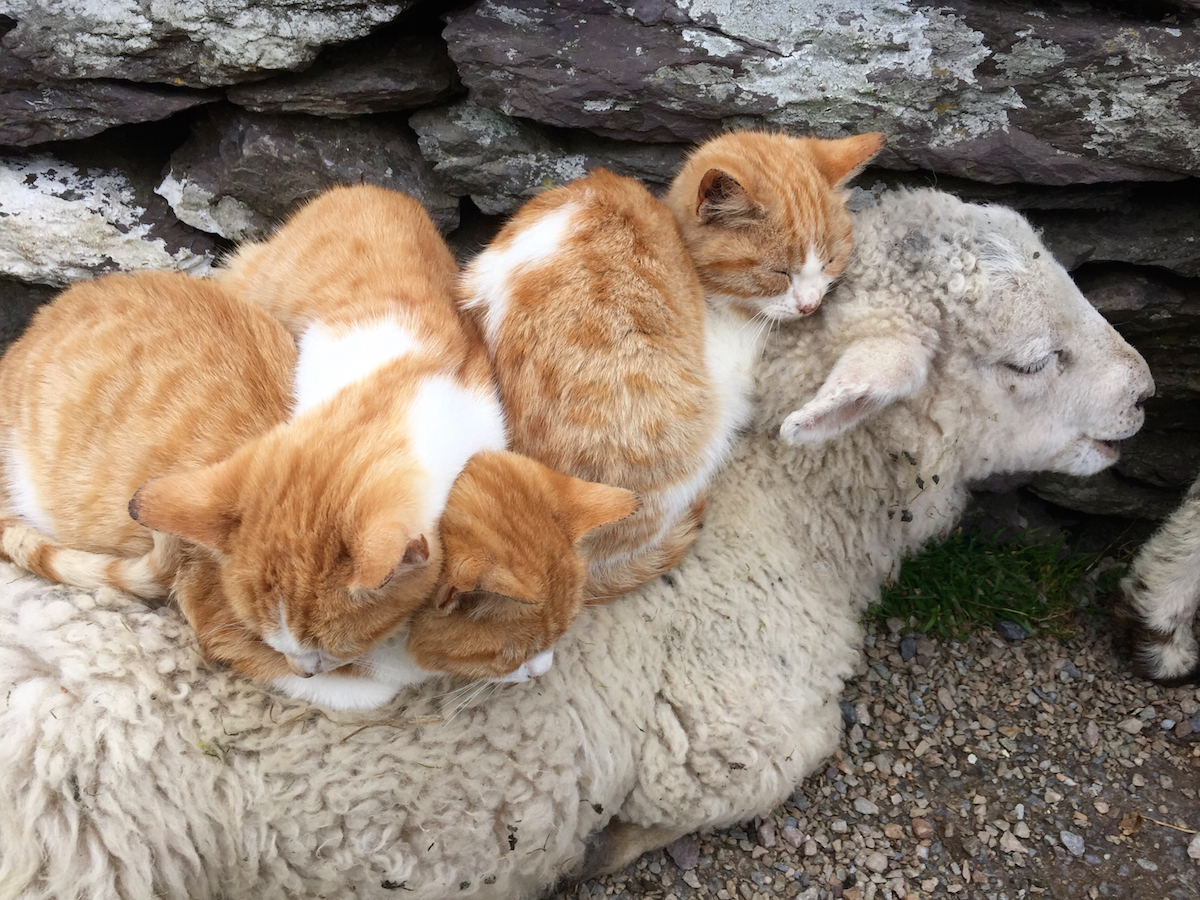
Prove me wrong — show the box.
[0,155,215,286]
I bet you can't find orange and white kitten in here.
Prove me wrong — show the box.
[665,130,885,431]
[220,184,637,705]
[0,273,441,698]
[459,168,718,601]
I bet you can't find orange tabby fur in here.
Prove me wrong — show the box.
[406,450,638,678]
[0,273,340,684]
[665,130,885,321]
[220,184,637,683]
[459,168,717,602]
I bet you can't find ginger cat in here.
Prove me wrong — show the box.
[219,184,637,701]
[665,129,885,433]
[0,272,439,695]
[459,168,719,601]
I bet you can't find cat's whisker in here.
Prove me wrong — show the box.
[441,679,491,727]
[432,679,484,711]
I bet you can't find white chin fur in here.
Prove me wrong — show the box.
[271,632,442,710]
[1053,437,1121,477]
[488,649,554,684]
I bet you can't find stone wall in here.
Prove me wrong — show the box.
[2,0,1198,521]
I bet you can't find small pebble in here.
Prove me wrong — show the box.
[1117,718,1144,734]
[839,701,857,727]
[899,636,917,661]
[911,818,935,839]
[756,821,776,849]
[1188,833,1200,860]
[995,620,1028,641]
[1060,831,1085,857]
[864,852,888,873]
[665,836,699,871]
[853,798,879,816]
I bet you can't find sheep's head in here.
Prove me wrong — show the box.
[779,191,1154,482]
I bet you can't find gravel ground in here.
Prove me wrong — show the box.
[550,616,1200,900]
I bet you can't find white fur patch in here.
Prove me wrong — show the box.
[271,671,406,711]
[462,203,579,348]
[757,245,834,320]
[292,319,422,416]
[489,649,554,683]
[791,249,831,314]
[602,306,760,570]
[271,630,441,709]
[264,607,344,676]
[3,440,56,539]
[407,375,508,524]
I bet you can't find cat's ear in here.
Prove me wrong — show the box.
[809,132,886,187]
[435,585,534,616]
[779,333,932,445]
[349,522,431,592]
[129,466,239,555]
[696,169,764,226]
[560,477,639,542]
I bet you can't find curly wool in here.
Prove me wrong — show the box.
[0,189,1141,900]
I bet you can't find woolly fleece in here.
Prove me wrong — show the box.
[0,190,1149,900]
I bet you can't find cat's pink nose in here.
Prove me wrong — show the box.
[793,286,822,315]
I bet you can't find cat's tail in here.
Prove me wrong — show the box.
[584,493,707,603]
[0,520,179,600]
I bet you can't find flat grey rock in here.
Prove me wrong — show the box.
[0,152,219,286]
[160,105,459,242]
[2,0,417,87]
[0,51,217,147]
[1029,185,1200,277]
[444,0,1198,183]
[227,30,460,118]
[411,100,687,215]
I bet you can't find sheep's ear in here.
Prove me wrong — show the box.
[779,335,932,444]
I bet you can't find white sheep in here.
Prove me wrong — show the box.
[1117,475,1200,684]
[0,189,1152,900]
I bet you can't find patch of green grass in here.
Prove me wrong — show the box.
[867,528,1100,638]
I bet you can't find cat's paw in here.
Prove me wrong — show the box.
[272,672,404,710]
[488,649,554,684]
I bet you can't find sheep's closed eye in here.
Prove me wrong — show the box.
[1004,353,1056,376]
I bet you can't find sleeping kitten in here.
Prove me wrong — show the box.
[459,168,719,601]
[0,272,438,690]
[0,268,631,710]
[664,129,885,432]
[220,184,637,702]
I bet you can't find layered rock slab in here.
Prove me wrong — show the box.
[0,49,217,146]
[444,0,1198,183]
[0,151,219,287]
[411,100,687,215]
[159,105,459,241]
[1,0,417,87]
[226,29,460,117]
